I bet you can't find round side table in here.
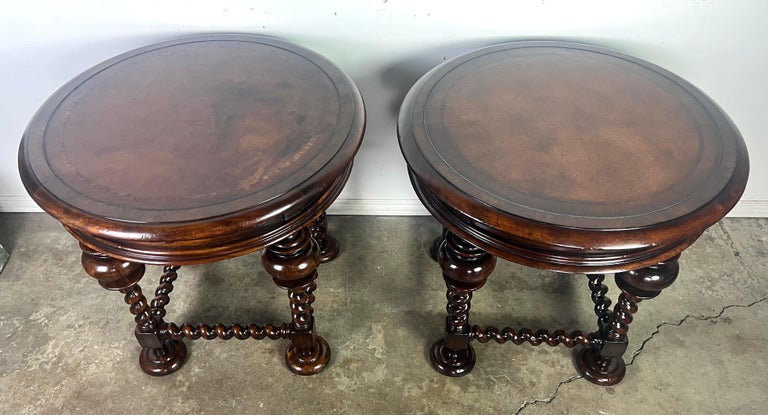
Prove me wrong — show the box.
[398,41,748,385]
[19,34,365,376]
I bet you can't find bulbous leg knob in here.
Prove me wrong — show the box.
[430,231,495,376]
[264,227,330,375]
[576,255,679,385]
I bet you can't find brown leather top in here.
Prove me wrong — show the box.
[399,41,748,230]
[20,34,364,224]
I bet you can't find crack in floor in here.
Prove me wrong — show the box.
[627,294,768,366]
[513,294,768,414]
[512,374,582,415]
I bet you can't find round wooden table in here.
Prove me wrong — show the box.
[19,34,365,376]
[398,41,749,385]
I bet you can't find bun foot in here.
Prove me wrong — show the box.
[430,339,475,376]
[285,336,331,375]
[139,339,187,376]
[574,347,626,386]
[318,235,340,263]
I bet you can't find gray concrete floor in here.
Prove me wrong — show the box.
[0,213,766,414]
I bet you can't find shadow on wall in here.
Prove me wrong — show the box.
[322,35,647,202]
[379,38,511,118]
[378,35,670,119]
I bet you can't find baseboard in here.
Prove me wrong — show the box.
[0,196,43,212]
[726,200,768,218]
[1,195,766,217]
[326,198,430,216]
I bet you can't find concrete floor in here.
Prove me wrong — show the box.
[0,213,766,414]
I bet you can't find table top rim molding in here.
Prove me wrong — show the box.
[398,40,748,232]
[399,40,749,272]
[18,33,366,264]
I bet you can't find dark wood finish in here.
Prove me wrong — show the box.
[430,231,496,376]
[19,33,364,265]
[400,41,748,274]
[576,255,680,385]
[311,212,340,263]
[262,227,330,375]
[399,41,749,384]
[81,247,187,376]
[428,227,448,262]
[19,34,365,376]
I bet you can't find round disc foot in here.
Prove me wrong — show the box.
[318,236,340,263]
[430,339,475,376]
[285,336,331,375]
[139,339,187,376]
[428,236,444,262]
[574,347,626,386]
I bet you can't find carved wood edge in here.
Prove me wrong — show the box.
[411,169,697,273]
[63,164,352,266]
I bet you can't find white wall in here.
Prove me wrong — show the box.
[2,0,766,216]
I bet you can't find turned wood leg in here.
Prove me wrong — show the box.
[430,232,496,376]
[428,227,449,262]
[310,212,340,263]
[80,245,186,376]
[262,227,330,375]
[575,255,680,385]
